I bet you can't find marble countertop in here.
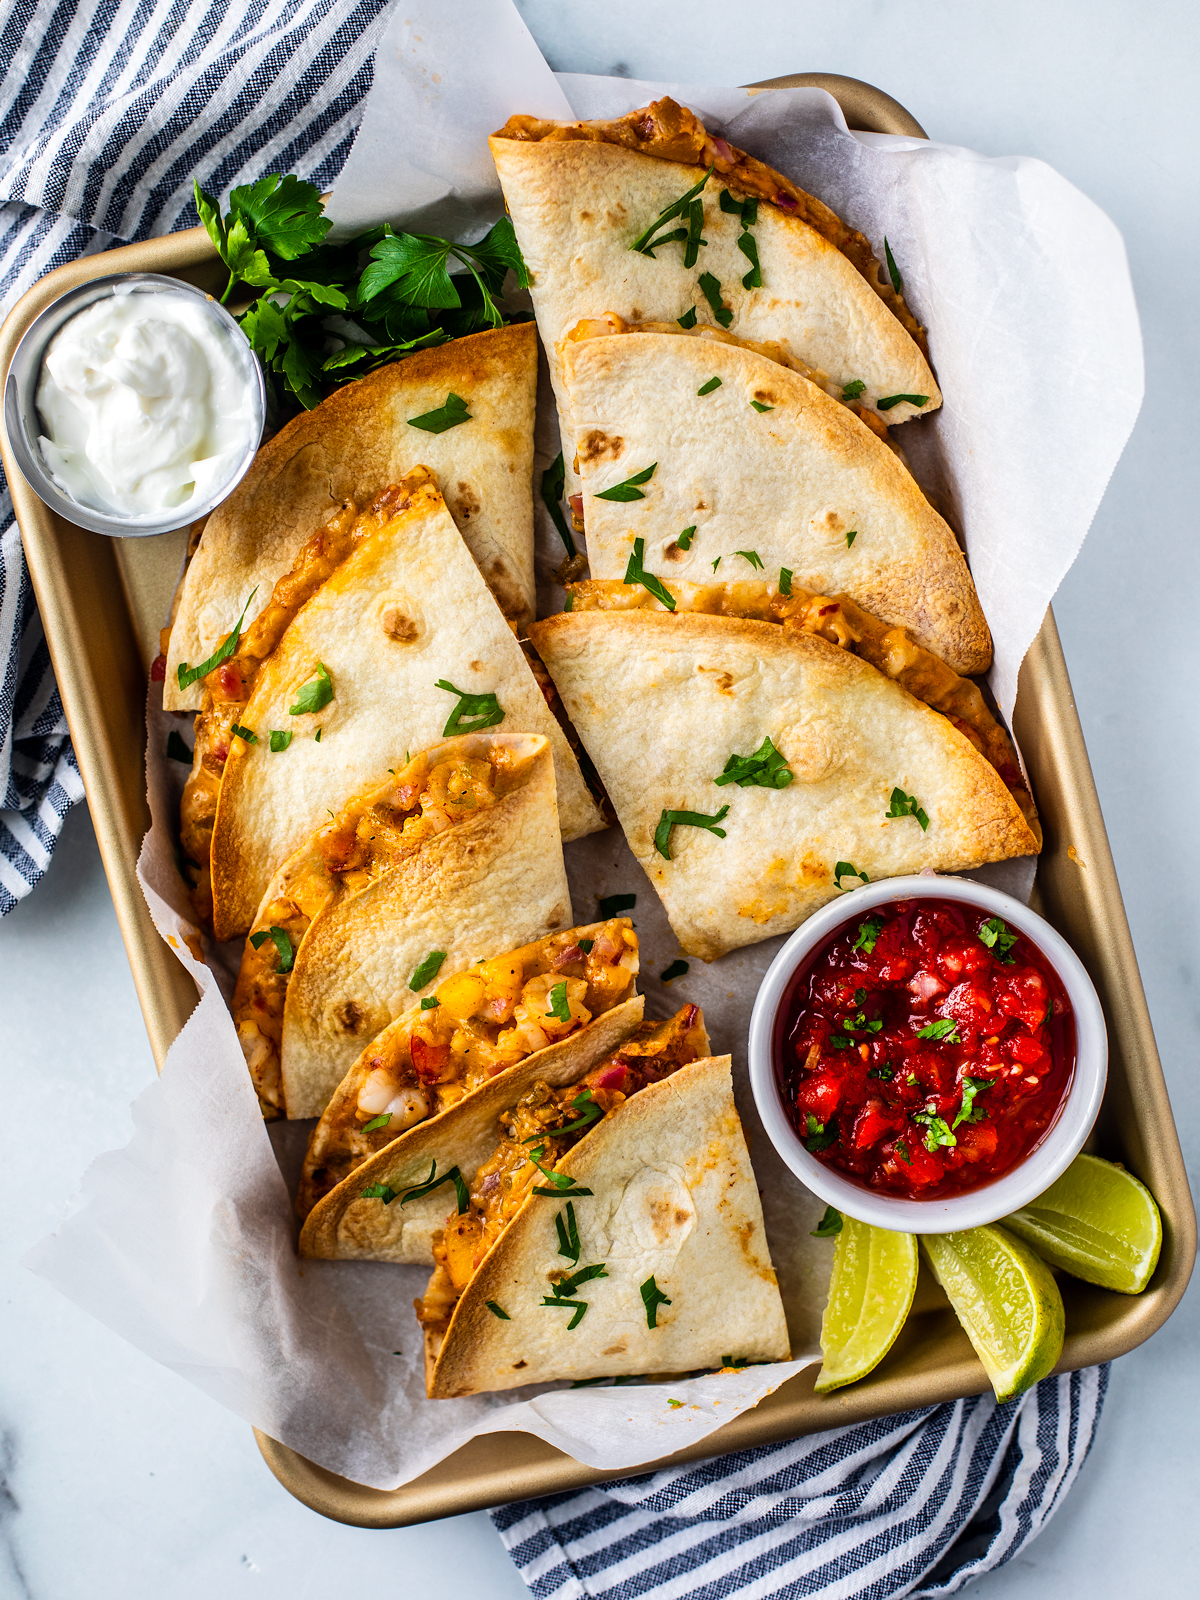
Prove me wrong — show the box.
[2,2,1196,1596]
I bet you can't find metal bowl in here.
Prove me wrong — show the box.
[3,271,265,538]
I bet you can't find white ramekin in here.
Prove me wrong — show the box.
[747,875,1107,1234]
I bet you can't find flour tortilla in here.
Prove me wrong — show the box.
[165,324,538,709]
[490,133,938,496]
[298,994,646,1265]
[528,610,1039,960]
[562,330,989,675]
[274,734,572,1118]
[209,468,602,940]
[425,1053,790,1398]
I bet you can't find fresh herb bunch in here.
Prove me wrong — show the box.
[193,174,531,413]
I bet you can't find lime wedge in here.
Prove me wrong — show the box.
[1002,1152,1162,1294]
[815,1216,918,1393]
[921,1225,1064,1402]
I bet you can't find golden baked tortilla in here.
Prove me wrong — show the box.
[165,324,538,710]
[423,1053,790,1398]
[528,610,1039,961]
[230,733,572,1120]
[561,329,989,675]
[298,993,647,1265]
[208,468,602,940]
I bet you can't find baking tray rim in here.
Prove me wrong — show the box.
[1,69,1192,1528]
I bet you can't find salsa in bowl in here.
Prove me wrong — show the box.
[748,877,1107,1234]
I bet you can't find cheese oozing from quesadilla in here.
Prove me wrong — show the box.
[165,324,539,708]
[559,327,989,675]
[418,1044,791,1398]
[296,918,640,1216]
[566,577,1039,844]
[529,609,1040,961]
[232,733,564,1119]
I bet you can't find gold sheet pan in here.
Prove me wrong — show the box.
[0,72,1192,1530]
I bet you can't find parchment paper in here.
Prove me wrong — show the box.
[27,0,1143,1492]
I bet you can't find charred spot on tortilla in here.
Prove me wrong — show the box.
[579,430,624,464]
[336,1000,366,1035]
[380,603,420,643]
[450,481,481,522]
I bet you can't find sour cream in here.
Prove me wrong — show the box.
[35,286,259,521]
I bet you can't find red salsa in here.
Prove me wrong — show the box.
[775,897,1075,1200]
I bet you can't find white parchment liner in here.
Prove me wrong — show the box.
[27,0,1142,1492]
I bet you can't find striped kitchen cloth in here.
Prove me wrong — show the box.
[492,1367,1108,1598]
[0,0,393,912]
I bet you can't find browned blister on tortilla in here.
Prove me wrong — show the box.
[165,324,539,708]
[529,609,1039,961]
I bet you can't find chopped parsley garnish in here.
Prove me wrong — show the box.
[578,938,595,953]
[979,917,1018,963]
[846,529,858,548]
[895,1138,912,1164]
[810,1205,843,1238]
[711,556,721,572]
[166,731,192,762]
[288,660,333,715]
[906,1073,918,1087]
[869,1062,895,1080]
[395,1159,470,1213]
[546,1090,604,1138]
[361,1113,391,1133]
[556,1262,609,1296]
[407,392,472,433]
[737,229,761,289]
[249,925,295,972]
[834,861,870,889]
[697,270,733,327]
[630,166,713,258]
[598,892,636,916]
[719,189,757,224]
[534,1184,594,1197]
[714,735,793,790]
[640,1275,672,1328]
[749,399,774,413]
[805,1113,838,1153]
[697,375,722,395]
[877,393,929,411]
[677,306,698,328]
[527,1145,579,1192]
[668,1398,683,1408]
[596,462,658,502]
[409,950,446,990]
[916,1018,961,1043]
[436,679,505,735]
[623,536,676,609]
[420,996,440,1011]
[842,379,866,400]
[654,804,730,859]
[541,1294,589,1329]
[555,1201,581,1265]
[676,525,696,551]
[545,981,572,1022]
[269,729,292,752]
[541,451,577,559]
[314,727,322,743]
[913,1111,957,1152]
[360,1182,396,1202]
[829,1034,849,1049]
[721,1355,751,1369]
[660,959,690,982]
[887,787,930,830]
[854,915,884,953]
[485,1301,511,1320]
[736,548,764,570]
[176,585,258,690]
[953,1076,995,1129]
[884,237,903,294]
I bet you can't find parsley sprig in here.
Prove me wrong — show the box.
[654,805,730,859]
[714,735,793,790]
[194,175,530,413]
[623,536,676,609]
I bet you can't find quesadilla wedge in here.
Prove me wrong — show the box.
[565,577,1039,844]
[491,97,938,500]
[529,610,1040,960]
[231,732,571,1119]
[560,326,989,675]
[298,989,652,1263]
[165,323,538,709]
[204,467,602,940]
[419,1045,790,1398]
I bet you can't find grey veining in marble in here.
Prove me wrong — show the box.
[1,2,1196,1595]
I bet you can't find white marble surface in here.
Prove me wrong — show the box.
[2,2,1197,1595]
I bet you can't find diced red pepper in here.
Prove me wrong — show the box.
[410,1035,452,1083]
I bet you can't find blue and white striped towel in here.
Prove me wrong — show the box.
[0,5,1108,1590]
